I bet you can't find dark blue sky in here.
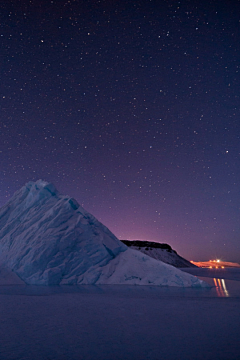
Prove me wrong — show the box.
[1,0,240,262]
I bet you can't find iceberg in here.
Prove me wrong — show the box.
[0,180,207,287]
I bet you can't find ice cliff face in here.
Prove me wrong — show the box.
[0,180,207,287]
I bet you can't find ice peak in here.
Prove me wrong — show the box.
[26,179,58,196]
[14,180,59,211]
[0,180,127,285]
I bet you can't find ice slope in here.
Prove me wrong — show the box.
[122,240,196,268]
[0,265,25,285]
[0,180,206,287]
[95,249,201,286]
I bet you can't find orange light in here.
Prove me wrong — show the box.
[209,266,212,268]
[216,266,218,269]
[221,266,224,269]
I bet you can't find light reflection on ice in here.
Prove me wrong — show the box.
[213,278,229,297]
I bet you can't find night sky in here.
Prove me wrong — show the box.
[1,0,240,262]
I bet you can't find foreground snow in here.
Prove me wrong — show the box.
[0,180,205,287]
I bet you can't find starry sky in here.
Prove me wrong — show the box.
[1,0,240,262]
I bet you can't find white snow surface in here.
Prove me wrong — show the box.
[129,245,194,267]
[0,180,206,287]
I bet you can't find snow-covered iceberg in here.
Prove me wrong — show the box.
[0,180,206,287]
